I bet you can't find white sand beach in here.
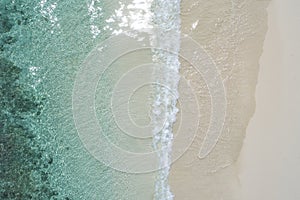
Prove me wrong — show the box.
[238,0,300,199]
[169,0,300,199]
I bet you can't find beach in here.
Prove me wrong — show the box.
[169,0,270,199]
[238,0,300,199]
[169,0,300,199]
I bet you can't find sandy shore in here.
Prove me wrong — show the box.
[238,0,300,199]
[169,0,271,199]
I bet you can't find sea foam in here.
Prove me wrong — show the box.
[151,0,181,199]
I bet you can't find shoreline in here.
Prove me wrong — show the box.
[238,0,300,199]
[169,0,270,199]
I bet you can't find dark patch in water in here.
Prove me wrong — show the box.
[0,58,61,199]
[0,2,63,197]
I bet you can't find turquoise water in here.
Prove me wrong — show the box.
[1,0,182,199]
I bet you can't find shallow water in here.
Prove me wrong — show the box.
[1,0,155,199]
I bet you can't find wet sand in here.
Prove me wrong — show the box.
[169,0,270,199]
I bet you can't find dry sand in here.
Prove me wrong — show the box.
[238,0,300,199]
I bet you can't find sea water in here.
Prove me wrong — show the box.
[1,0,181,199]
